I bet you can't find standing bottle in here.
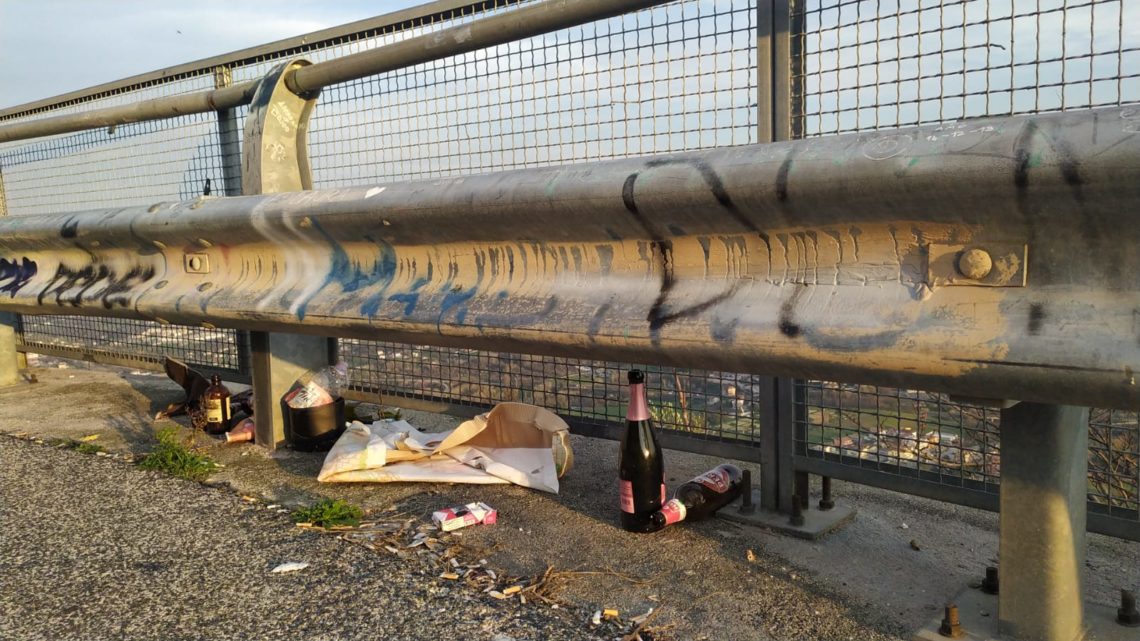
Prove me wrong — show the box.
[619,369,665,533]
[651,464,744,529]
[203,374,232,435]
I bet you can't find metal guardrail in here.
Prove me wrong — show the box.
[1,106,1138,410]
[2,1,1139,638]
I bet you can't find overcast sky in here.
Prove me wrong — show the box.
[0,0,423,110]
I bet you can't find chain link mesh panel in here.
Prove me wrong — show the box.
[791,0,1140,534]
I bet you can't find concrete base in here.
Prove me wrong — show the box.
[718,489,855,539]
[914,588,1135,641]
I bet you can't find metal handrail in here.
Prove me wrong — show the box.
[0,0,671,144]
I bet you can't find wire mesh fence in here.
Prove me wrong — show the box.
[790,0,1140,534]
[341,339,765,444]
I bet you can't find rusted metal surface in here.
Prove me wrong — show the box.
[0,106,1138,408]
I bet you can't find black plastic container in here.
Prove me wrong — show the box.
[282,397,346,452]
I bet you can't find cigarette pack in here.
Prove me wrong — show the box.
[432,501,498,532]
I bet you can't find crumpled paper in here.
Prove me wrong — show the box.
[317,402,572,493]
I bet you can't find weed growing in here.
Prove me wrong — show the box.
[46,438,107,455]
[291,498,364,528]
[138,428,216,482]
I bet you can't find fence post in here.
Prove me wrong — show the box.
[213,66,254,380]
[239,59,337,449]
[757,0,801,513]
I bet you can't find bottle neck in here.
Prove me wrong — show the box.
[627,383,650,422]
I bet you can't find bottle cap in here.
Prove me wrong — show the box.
[628,369,644,384]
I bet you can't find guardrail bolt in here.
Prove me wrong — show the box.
[1119,589,1140,627]
[818,476,834,511]
[789,494,805,526]
[981,566,999,595]
[738,469,755,515]
[939,604,964,638]
[957,247,993,280]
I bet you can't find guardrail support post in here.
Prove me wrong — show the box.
[0,166,22,385]
[240,59,335,449]
[0,312,19,387]
[997,402,1089,641]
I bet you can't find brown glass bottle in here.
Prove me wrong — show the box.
[203,374,232,435]
[619,369,665,533]
[651,464,744,529]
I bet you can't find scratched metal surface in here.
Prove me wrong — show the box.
[0,106,1137,408]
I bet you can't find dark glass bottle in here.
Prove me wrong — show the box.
[651,464,744,529]
[203,374,232,435]
[619,369,665,533]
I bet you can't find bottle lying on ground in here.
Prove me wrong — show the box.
[619,369,666,533]
[651,463,744,529]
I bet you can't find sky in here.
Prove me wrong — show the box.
[0,0,423,110]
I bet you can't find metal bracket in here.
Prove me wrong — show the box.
[241,58,320,195]
[927,242,1028,288]
[183,253,210,274]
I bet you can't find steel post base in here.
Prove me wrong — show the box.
[720,488,855,540]
[914,402,1093,641]
[914,588,1134,641]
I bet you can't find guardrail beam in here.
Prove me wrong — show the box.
[0,107,1137,410]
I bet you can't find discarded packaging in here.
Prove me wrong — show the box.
[284,361,348,409]
[432,502,498,532]
[270,562,309,573]
[318,402,573,493]
[225,418,255,444]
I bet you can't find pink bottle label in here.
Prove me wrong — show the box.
[659,499,687,525]
[695,467,730,493]
[620,480,634,513]
[627,383,651,421]
[620,481,665,513]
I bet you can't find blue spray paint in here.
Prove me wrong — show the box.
[0,257,37,297]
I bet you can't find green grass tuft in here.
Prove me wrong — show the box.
[291,498,364,528]
[74,442,105,454]
[137,428,216,482]
[47,438,107,455]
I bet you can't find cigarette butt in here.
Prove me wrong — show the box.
[503,585,522,595]
[603,608,619,619]
[440,572,460,580]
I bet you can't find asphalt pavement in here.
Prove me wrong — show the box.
[0,436,599,641]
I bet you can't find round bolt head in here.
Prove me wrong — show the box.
[188,256,203,271]
[957,248,993,280]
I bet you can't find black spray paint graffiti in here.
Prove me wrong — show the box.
[37,263,156,309]
[0,257,37,297]
[621,158,747,343]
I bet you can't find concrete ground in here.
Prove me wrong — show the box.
[0,360,1137,640]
